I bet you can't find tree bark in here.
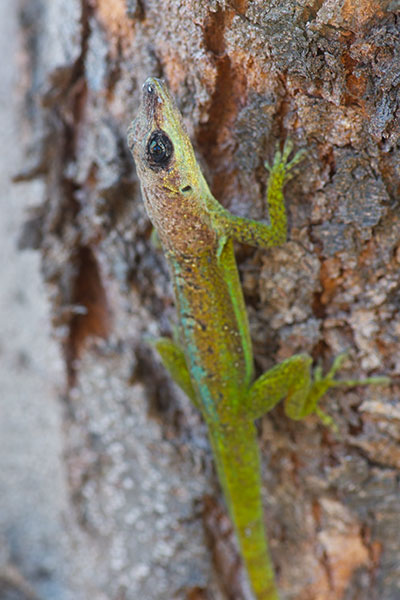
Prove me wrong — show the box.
[17,1,400,599]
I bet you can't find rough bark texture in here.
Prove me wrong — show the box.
[13,0,400,599]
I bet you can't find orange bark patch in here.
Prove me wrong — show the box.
[157,49,194,96]
[316,0,388,31]
[229,0,248,14]
[299,528,370,600]
[341,51,368,107]
[97,0,134,45]
[297,498,375,600]
[230,48,274,94]
[318,529,369,596]
[320,257,342,305]
[342,0,385,27]
[358,238,378,268]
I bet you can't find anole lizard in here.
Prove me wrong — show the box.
[127,77,388,600]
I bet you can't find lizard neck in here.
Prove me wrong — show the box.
[141,181,218,256]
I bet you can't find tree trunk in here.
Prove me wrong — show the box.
[15,1,400,598]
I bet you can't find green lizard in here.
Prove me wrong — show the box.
[127,77,388,600]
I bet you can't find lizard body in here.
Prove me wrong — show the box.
[127,77,388,600]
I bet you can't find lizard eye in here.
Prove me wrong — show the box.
[146,130,173,169]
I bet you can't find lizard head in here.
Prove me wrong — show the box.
[127,78,217,254]
[127,77,206,199]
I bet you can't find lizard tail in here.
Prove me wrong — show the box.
[208,423,280,600]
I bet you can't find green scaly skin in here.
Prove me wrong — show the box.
[127,77,389,600]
